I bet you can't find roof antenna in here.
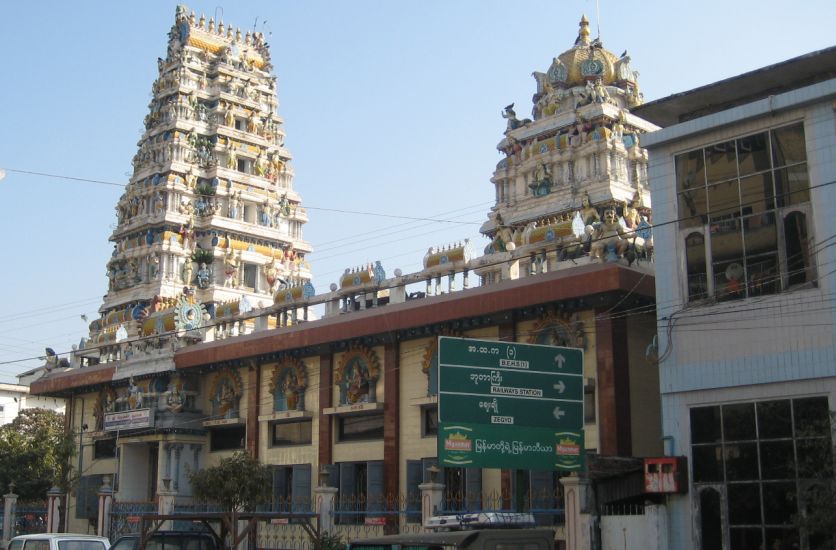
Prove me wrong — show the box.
[595,0,601,41]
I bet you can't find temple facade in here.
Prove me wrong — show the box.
[32,12,664,547]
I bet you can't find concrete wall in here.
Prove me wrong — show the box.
[601,505,668,550]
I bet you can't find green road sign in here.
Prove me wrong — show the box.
[438,422,584,471]
[439,365,583,401]
[439,393,582,429]
[438,336,585,471]
[439,336,583,375]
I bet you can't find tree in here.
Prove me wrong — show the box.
[188,452,342,550]
[188,451,272,512]
[0,408,75,502]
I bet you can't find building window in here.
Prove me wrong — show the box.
[334,460,384,524]
[443,467,482,512]
[422,406,438,437]
[337,413,384,442]
[75,474,106,519]
[271,464,311,513]
[510,469,567,526]
[234,118,246,132]
[583,380,596,424]
[93,438,117,459]
[237,158,253,174]
[690,397,832,549]
[209,425,245,451]
[242,263,258,290]
[270,419,312,446]
[675,122,814,302]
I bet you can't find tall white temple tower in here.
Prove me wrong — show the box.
[81,6,311,365]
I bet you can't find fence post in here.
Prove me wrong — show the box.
[418,478,444,533]
[313,485,338,534]
[559,474,592,550]
[156,478,177,531]
[96,476,114,538]
[46,486,64,533]
[3,482,18,546]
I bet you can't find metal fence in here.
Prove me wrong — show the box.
[104,488,565,547]
[0,502,48,539]
[109,501,156,540]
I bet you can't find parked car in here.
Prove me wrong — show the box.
[109,531,218,550]
[8,534,111,550]
[348,513,555,550]
[347,528,555,550]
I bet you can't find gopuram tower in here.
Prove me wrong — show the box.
[79,6,312,367]
[478,15,658,283]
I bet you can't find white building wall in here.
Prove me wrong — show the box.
[643,79,836,550]
[601,505,669,550]
[0,384,65,425]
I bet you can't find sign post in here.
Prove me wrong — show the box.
[438,336,584,471]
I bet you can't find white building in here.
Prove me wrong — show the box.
[637,47,836,550]
[0,377,65,425]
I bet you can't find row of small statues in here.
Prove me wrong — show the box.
[487,195,650,263]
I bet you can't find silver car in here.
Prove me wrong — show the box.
[8,534,111,550]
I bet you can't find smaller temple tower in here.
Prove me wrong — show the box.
[478,15,658,283]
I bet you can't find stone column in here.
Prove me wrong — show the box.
[559,474,592,550]
[46,486,64,533]
[313,485,338,535]
[96,476,114,538]
[157,478,177,530]
[418,479,444,533]
[3,482,19,546]
[500,255,519,281]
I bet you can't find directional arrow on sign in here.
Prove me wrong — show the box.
[553,406,566,420]
[553,380,565,393]
[554,354,566,369]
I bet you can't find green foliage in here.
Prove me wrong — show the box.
[312,531,344,550]
[0,408,74,501]
[187,451,271,512]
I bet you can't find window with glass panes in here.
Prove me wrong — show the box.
[675,122,814,302]
[690,397,832,550]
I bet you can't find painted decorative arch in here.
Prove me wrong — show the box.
[269,357,308,412]
[527,310,587,350]
[335,344,381,405]
[208,367,243,418]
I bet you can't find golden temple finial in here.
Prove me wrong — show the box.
[189,11,196,26]
[245,31,252,45]
[199,14,205,29]
[235,27,242,42]
[227,26,233,39]
[208,18,215,32]
[218,21,225,35]
[576,15,590,46]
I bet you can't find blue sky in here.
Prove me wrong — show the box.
[0,0,833,383]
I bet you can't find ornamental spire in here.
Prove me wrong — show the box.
[576,15,591,46]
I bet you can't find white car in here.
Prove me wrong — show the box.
[8,534,111,550]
